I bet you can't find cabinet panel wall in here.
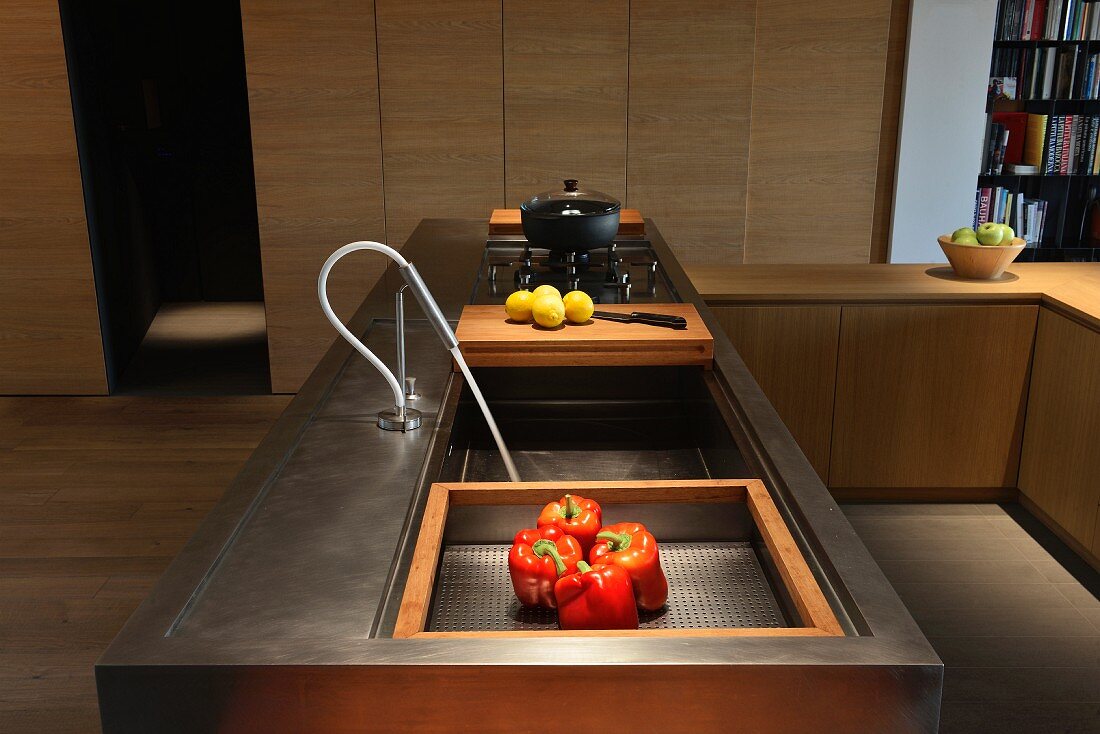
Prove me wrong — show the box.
[830,305,1037,489]
[1019,310,1100,549]
[744,0,892,264]
[712,306,841,481]
[241,0,386,393]
[503,1,627,206]
[376,0,504,247]
[0,1,107,394]
[627,0,756,266]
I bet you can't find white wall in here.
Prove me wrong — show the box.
[889,0,999,263]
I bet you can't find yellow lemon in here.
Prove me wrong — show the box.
[531,294,565,328]
[531,284,562,300]
[562,291,594,324]
[505,290,534,322]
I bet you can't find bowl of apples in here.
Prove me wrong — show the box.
[937,223,1025,280]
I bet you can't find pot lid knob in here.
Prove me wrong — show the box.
[563,179,579,192]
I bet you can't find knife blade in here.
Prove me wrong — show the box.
[591,311,688,329]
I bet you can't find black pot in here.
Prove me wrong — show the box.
[519,179,621,251]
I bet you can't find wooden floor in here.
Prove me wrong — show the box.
[0,395,290,733]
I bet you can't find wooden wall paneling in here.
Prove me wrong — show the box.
[870,0,911,263]
[376,0,504,247]
[830,305,1037,488]
[0,1,106,394]
[503,1,627,206]
[241,0,386,393]
[712,306,841,481]
[1019,309,1100,548]
[744,0,892,263]
[627,0,756,266]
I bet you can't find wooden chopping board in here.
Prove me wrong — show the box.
[489,208,645,236]
[454,303,712,368]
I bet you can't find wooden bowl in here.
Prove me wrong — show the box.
[937,235,1025,280]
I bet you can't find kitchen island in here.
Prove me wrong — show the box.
[96,220,942,732]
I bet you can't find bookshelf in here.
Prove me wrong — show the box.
[981,0,1100,262]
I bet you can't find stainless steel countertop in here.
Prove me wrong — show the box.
[97,219,941,730]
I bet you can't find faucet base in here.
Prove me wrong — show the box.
[377,407,422,432]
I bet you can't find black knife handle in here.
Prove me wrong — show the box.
[630,312,688,329]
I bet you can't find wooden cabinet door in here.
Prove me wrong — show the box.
[712,306,841,481]
[242,0,387,393]
[376,0,504,247]
[1019,310,1100,549]
[0,1,106,393]
[830,305,1037,489]
[627,0,755,265]
[503,1,627,206]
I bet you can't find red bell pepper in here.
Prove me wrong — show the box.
[508,526,582,609]
[537,494,602,554]
[554,561,639,630]
[589,521,668,611]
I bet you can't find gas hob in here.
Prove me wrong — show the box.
[470,235,679,306]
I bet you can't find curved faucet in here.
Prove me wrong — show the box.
[318,242,411,413]
[317,240,521,481]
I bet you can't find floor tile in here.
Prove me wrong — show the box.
[890,581,1079,612]
[859,534,1027,562]
[913,606,1097,638]
[943,667,1100,703]
[841,503,991,517]
[844,516,1007,541]
[939,702,1100,734]
[928,636,1100,668]
[877,559,1049,585]
[1032,559,1088,584]
[1057,584,1100,610]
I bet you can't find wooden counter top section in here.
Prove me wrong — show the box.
[684,263,1100,329]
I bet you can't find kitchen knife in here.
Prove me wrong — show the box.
[591,311,688,329]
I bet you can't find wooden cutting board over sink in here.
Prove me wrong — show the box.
[454,303,713,368]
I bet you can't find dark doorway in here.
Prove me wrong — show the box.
[60,0,270,394]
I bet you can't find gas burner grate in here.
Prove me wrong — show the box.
[427,542,786,632]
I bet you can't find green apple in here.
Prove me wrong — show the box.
[951,227,977,242]
[976,222,1006,246]
[997,224,1016,243]
[953,234,980,245]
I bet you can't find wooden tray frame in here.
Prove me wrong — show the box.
[393,479,844,639]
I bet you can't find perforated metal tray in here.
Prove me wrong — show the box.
[428,541,786,631]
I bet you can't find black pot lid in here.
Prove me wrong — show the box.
[520,179,621,217]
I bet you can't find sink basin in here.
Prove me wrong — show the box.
[436,366,751,483]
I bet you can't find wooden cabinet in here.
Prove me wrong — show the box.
[1019,310,1100,549]
[0,1,106,394]
[241,0,387,393]
[743,0,893,264]
[503,1,627,205]
[376,0,504,247]
[830,305,1037,489]
[712,306,841,482]
[627,0,756,265]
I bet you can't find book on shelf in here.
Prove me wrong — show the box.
[973,186,1048,247]
[996,0,1100,41]
[1022,113,1049,165]
[994,111,1029,163]
[1030,114,1100,173]
[982,121,1010,174]
[990,46,1100,99]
